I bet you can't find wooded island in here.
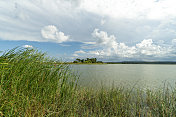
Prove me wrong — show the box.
[73,58,103,63]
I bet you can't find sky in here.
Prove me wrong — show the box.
[1,0,176,61]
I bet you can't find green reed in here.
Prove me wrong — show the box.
[0,48,77,116]
[1,48,176,116]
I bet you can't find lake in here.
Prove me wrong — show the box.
[71,64,176,89]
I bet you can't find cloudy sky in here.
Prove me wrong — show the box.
[0,0,176,61]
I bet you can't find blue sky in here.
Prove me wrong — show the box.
[1,0,176,61]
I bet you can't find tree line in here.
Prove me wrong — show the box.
[73,58,103,63]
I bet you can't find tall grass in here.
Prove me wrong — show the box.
[1,48,176,116]
[0,48,77,116]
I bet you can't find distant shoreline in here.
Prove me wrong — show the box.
[105,61,176,64]
[65,62,106,64]
[65,61,176,65]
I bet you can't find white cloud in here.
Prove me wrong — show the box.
[147,19,176,40]
[0,0,74,43]
[59,44,71,47]
[92,29,118,54]
[135,39,168,56]
[41,25,69,43]
[83,42,96,44]
[100,19,106,25]
[62,0,82,7]
[89,50,102,56]
[172,39,176,45]
[72,50,86,58]
[92,29,117,46]
[81,0,176,20]
[0,0,176,44]
[75,50,86,54]
[73,53,78,57]
[74,29,176,60]
[1,0,176,61]
[22,45,33,48]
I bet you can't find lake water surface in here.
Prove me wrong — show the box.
[71,64,176,89]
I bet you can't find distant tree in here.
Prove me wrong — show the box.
[84,60,92,63]
[73,58,102,64]
[81,59,85,63]
[97,61,103,63]
[76,58,81,62]
[73,61,78,63]
[90,58,97,63]
[84,61,88,63]
[86,58,90,61]
[95,58,97,63]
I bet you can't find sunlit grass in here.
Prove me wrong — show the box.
[1,48,176,116]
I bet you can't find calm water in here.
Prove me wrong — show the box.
[71,64,176,89]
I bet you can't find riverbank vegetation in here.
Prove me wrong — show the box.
[1,48,176,116]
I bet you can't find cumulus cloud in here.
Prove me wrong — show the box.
[22,45,33,48]
[74,29,176,61]
[92,29,117,47]
[41,25,69,43]
[136,39,166,56]
[92,29,118,55]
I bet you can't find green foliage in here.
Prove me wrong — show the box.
[76,58,81,62]
[74,57,102,63]
[73,60,78,63]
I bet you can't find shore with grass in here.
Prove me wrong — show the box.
[1,48,176,116]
